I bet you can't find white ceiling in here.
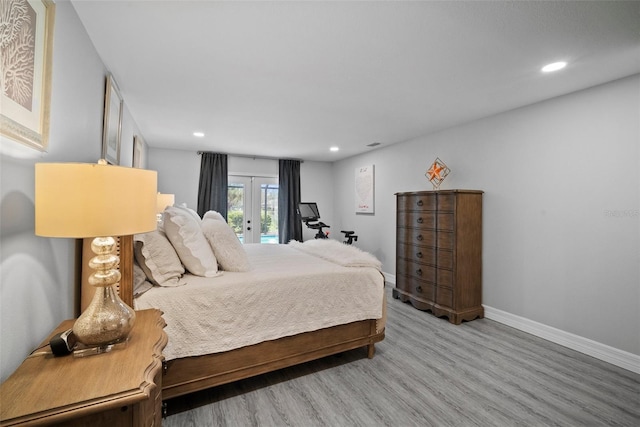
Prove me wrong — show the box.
[71,1,640,162]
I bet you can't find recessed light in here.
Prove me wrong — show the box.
[541,61,567,73]
[330,146,339,152]
[193,132,205,137]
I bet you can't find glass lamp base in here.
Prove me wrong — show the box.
[73,338,129,358]
[73,284,136,346]
[74,236,136,347]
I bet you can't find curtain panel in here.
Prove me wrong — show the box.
[197,152,228,220]
[278,159,303,243]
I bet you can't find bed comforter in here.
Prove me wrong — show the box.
[135,240,385,360]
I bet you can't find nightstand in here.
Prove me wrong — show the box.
[0,309,167,426]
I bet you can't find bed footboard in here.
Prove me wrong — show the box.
[162,319,385,400]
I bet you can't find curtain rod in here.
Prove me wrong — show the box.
[197,151,303,163]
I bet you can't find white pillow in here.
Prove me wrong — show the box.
[176,205,201,222]
[164,206,220,277]
[201,218,251,272]
[133,262,154,296]
[134,230,185,287]
[203,210,225,222]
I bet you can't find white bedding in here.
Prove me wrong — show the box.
[134,241,385,360]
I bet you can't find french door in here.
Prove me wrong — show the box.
[227,176,279,244]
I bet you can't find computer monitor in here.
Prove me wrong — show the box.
[298,202,320,221]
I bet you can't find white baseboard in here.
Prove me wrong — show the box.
[382,273,640,374]
[484,306,640,374]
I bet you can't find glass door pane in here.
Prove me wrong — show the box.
[228,176,278,244]
[256,178,278,244]
[227,176,251,243]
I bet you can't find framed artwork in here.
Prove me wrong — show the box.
[355,164,375,214]
[102,74,123,165]
[132,135,144,168]
[0,0,55,151]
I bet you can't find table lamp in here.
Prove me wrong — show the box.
[35,160,157,347]
[156,192,175,221]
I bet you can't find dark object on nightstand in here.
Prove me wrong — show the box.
[49,329,77,356]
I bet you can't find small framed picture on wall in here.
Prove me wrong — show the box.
[355,164,374,214]
[0,0,55,151]
[102,74,123,165]
[132,135,145,168]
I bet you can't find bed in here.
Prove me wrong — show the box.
[80,208,386,400]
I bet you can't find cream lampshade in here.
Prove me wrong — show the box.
[156,193,175,213]
[35,160,157,347]
[156,193,175,222]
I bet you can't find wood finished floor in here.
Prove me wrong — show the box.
[163,286,640,426]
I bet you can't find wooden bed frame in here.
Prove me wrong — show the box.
[81,236,386,400]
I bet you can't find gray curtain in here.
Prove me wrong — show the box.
[197,152,228,220]
[278,159,303,243]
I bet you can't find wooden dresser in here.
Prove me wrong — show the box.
[394,190,483,324]
[0,309,167,426]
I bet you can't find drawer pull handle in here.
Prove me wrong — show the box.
[417,200,424,206]
[416,268,422,276]
[416,252,423,258]
[417,217,423,224]
[416,285,423,293]
[417,235,423,241]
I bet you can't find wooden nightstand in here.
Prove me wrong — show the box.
[0,309,167,426]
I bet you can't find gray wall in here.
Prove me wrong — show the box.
[330,74,640,356]
[0,1,145,381]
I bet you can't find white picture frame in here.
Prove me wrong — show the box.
[132,135,145,168]
[355,165,374,214]
[102,74,123,165]
[0,0,55,151]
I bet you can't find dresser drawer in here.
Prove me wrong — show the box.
[397,227,435,246]
[397,227,453,249]
[437,194,455,211]
[397,259,436,283]
[397,211,436,228]
[397,193,437,211]
[413,279,435,301]
[437,249,453,269]
[437,268,452,287]
[436,286,453,308]
[437,213,454,231]
[436,231,453,249]
[396,274,435,301]
[397,243,436,265]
